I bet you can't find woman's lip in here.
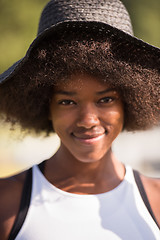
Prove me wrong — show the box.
[72,132,107,144]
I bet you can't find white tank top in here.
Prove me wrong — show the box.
[15,165,160,240]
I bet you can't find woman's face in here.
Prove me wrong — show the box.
[50,74,124,163]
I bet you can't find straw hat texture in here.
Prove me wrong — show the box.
[0,0,160,84]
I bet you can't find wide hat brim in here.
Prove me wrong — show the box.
[0,20,160,84]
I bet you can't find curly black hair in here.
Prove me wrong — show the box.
[0,29,159,135]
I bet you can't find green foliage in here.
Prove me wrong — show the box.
[0,0,48,72]
[0,0,159,73]
[122,0,160,47]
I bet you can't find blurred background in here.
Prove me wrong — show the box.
[0,0,160,178]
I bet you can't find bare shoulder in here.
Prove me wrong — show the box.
[0,171,26,204]
[140,174,160,227]
[0,171,27,240]
[141,174,160,199]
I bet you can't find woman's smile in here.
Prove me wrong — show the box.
[71,131,107,144]
[70,123,108,146]
[50,73,124,163]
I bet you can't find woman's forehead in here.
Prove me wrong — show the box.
[53,73,113,92]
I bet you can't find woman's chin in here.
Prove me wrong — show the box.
[72,150,112,164]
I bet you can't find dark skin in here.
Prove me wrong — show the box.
[0,172,26,240]
[0,74,160,239]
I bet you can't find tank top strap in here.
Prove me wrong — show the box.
[133,169,159,229]
[8,168,33,240]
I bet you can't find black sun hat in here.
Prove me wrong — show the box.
[0,0,160,84]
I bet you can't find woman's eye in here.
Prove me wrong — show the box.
[98,97,115,104]
[58,100,75,105]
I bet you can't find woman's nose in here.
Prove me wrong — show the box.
[76,105,100,129]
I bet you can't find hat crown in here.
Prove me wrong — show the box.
[38,0,133,36]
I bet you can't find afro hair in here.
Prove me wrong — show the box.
[0,29,159,135]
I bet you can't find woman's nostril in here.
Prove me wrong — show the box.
[76,114,99,128]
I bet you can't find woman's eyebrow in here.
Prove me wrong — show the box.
[96,88,116,95]
[54,90,76,96]
[54,88,117,95]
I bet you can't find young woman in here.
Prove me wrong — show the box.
[0,0,160,239]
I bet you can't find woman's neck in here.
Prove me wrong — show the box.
[44,146,125,194]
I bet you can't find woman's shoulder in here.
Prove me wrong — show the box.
[141,173,160,200]
[0,171,27,240]
[0,171,26,196]
[140,173,160,227]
